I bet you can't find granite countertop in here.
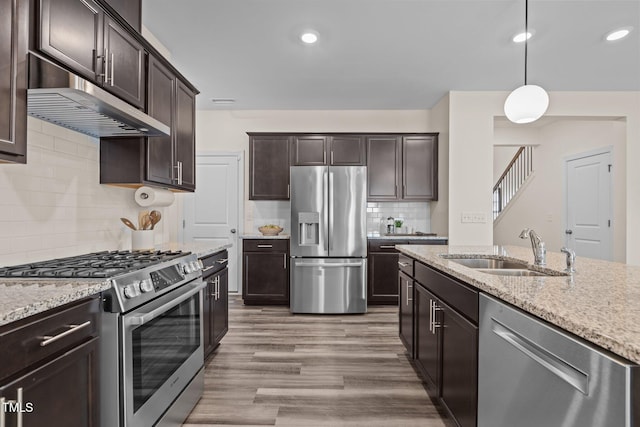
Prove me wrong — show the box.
[156,241,233,258]
[367,233,448,241]
[0,242,233,327]
[395,244,640,364]
[0,279,110,327]
[241,234,290,240]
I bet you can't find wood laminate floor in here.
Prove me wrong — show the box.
[184,295,449,426]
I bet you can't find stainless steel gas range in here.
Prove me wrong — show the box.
[0,250,205,427]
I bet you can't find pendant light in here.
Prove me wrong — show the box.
[504,0,549,124]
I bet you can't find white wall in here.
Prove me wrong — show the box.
[0,118,178,266]
[447,91,640,265]
[195,110,433,232]
[427,94,449,237]
[493,119,627,262]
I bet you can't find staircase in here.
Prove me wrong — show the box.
[493,146,534,221]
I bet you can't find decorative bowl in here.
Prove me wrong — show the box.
[259,225,283,236]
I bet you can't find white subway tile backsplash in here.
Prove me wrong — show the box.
[366,202,431,234]
[0,118,175,266]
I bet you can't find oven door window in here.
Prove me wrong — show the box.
[131,293,200,412]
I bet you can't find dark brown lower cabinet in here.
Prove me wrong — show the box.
[0,296,100,427]
[440,299,478,427]
[0,338,99,426]
[368,239,447,305]
[201,250,229,359]
[414,283,440,391]
[242,239,289,305]
[405,261,479,427]
[398,271,414,354]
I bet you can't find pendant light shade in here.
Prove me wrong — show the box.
[504,84,549,123]
[504,0,549,124]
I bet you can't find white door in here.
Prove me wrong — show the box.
[183,153,242,292]
[565,149,612,261]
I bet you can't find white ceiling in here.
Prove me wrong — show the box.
[142,0,640,110]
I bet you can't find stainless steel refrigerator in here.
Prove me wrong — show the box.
[290,166,367,314]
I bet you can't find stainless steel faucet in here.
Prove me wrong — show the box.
[560,247,576,273]
[519,228,546,266]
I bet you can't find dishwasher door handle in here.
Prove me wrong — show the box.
[491,318,589,395]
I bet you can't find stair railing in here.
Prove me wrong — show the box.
[493,146,533,220]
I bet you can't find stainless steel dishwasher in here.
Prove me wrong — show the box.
[478,293,639,427]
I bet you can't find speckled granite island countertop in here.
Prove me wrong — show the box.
[0,279,110,327]
[395,244,640,364]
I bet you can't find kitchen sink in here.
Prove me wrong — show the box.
[441,255,569,277]
[475,269,549,277]
[444,258,528,269]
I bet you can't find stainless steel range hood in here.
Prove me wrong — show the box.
[27,54,169,138]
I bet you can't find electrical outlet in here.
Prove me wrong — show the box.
[461,212,473,223]
[472,212,487,223]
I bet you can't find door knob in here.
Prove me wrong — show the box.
[230,229,236,234]
[565,229,573,235]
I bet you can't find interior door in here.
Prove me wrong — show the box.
[565,150,612,261]
[183,154,241,292]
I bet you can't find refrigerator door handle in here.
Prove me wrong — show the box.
[328,170,334,252]
[324,170,329,252]
[295,262,365,268]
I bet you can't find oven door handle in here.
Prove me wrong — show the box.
[126,281,206,326]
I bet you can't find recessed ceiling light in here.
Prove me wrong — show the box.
[605,27,632,41]
[300,31,318,44]
[512,31,533,43]
[211,98,236,104]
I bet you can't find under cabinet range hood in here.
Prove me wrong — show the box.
[27,54,169,138]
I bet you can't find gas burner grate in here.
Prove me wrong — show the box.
[0,250,190,279]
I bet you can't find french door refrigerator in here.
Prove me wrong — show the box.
[290,166,367,314]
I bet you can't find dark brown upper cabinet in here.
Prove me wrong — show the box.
[102,0,140,32]
[103,16,145,107]
[367,134,438,201]
[38,0,146,108]
[38,0,104,82]
[366,136,402,200]
[100,55,197,191]
[291,135,328,166]
[330,135,365,166]
[0,0,28,164]
[248,134,291,200]
[291,135,366,166]
[403,135,438,200]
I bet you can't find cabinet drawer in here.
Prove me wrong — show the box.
[368,239,407,252]
[415,262,478,324]
[398,254,414,276]
[200,249,229,276]
[0,296,100,382]
[243,239,289,252]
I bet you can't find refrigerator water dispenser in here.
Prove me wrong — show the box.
[298,212,320,245]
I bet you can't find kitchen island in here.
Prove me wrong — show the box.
[395,244,640,362]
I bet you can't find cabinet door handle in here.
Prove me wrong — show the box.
[202,265,215,272]
[429,298,433,333]
[331,151,334,165]
[104,48,110,84]
[216,258,228,265]
[0,388,23,427]
[257,244,273,248]
[40,321,91,347]
[178,161,183,185]
[398,261,410,267]
[380,245,395,249]
[109,52,115,86]
[432,302,442,335]
[406,283,412,305]
[287,184,290,198]
[283,254,287,269]
[323,149,327,164]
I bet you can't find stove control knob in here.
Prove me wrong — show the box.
[123,283,141,299]
[182,264,191,274]
[191,261,200,272]
[140,279,154,293]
